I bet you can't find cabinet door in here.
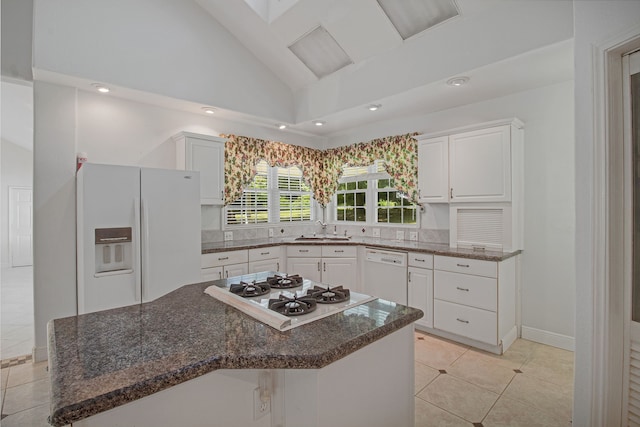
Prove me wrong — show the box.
[449,125,511,202]
[175,133,225,205]
[408,267,433,329]
[288,257,321,282]
[322,258,357,287]
[417,136,449,203]
[248,258,280,274]
[223,263,248,279]
[202,266,223,281]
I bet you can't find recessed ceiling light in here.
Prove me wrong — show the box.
[91,83,110,93]
[446,76,469,87]
[277,124,287,130]
[313,120,326,126]
[367,104,382,111]
[202,107,216,114]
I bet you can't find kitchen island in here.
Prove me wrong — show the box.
[47,272,423,426]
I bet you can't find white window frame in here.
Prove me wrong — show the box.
[332,161,419,227]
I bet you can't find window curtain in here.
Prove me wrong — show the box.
[222,132,419,207]
[222,134,322,206]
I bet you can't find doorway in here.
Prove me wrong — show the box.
[1,79,34,361]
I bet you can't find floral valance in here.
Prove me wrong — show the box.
[221,132,419,207]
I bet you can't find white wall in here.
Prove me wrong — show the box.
[32,0,294,123]
[1,140,33,268]
[1,0,33,81]
[573,2,640,426]
[328,80,576,345]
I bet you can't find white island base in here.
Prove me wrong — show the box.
[74,325,415,427]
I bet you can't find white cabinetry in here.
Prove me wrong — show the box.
[415,119,524,251]
[174,132,225,205]
[431,255,517,354]
[448,125,512,203]
[417,137,448,203]
[201,250,248,280]
[286,245,357,286]
[416,119,522,204]
[248,247,282,274]
[407,253,434,329]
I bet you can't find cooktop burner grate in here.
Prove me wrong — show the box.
[306,285,351,304]
[268,295,317,316]
[266,274,303,289]
[229,281,271,298]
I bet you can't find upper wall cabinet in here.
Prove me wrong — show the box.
[416,119,524,204]
[173,132,225,205]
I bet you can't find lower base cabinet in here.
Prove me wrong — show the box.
[429,254,517,354]
[407,253,434,329]
[286,245,357,286]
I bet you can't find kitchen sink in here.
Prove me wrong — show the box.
[294,235,351,241]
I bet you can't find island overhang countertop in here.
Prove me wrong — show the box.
[47,273,423,426]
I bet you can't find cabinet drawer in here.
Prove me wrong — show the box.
[408,252,433,269]
[321,246,357,257]
[434,270,497,311]
[286,245,322,258]
[434,299,497,345]
[201,250,248,268]
[249,246,280,262]
[434,256,497,278]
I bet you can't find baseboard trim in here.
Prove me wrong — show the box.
[521,326,574,351]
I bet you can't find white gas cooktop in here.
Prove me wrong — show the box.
[204,272,376,331]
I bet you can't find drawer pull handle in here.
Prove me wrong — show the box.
[218,256,229,261]
[456,318,469,324]
[456,263,469,268]
[456,287,470,292]
[317,262,321,271]
[277,262,280,271]
[415,258,425,262]
[260,252,269,255]
[334,250,344,253]
[300,250,309,253]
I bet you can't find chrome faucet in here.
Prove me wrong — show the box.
[317,220,327,232]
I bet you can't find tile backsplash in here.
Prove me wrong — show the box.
[202,224,448,245]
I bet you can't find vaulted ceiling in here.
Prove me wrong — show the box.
[194,0,574,136]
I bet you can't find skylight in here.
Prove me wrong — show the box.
[288,26,353,79]
[377,0,459,40]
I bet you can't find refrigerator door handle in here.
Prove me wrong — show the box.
[134,197,142,303]
[141,198,151,302]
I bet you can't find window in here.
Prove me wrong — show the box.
[225,161,269,225]
[278,166,312,222]
[336,180,367,222]
[334,161,418,225]
[376,178,417,224]
[226,160,314,226]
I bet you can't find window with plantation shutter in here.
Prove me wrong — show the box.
[225,161,314,226]
[277,165,312,222]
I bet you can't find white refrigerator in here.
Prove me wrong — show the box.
[77,163,202,314]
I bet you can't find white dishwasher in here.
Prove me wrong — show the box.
[363,248,408,304]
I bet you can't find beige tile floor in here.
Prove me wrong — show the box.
[414,330,574,427]
[0,330,574,426]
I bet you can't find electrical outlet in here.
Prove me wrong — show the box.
[268,228,274,238]
[253,388,270,420]
[224,231,233,241]
[396,230,404,240]
[409,231,418,241]
[372,228,380,238]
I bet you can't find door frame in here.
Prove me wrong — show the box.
[590,26,640,425]
[8,186,33,267]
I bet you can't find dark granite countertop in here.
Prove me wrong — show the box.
[202,236,520,262]
[47,272,423,426]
